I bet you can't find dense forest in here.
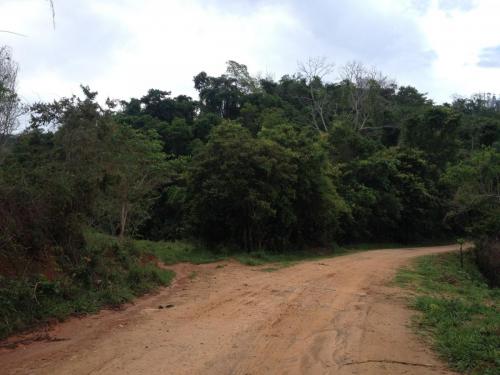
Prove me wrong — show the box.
[1,49,499,337]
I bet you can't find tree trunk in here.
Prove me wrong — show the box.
[460,243,464,269]
[119,202,128,241]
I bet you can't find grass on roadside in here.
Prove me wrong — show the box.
[396,252,500,375]
[0,231,174,340]
[342,239,454,251]
[138,240,352,268]
[133,239,225,264]
[233,248,356,266]
[136,238,454,269]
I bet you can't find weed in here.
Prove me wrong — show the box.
[0,232,175,340]
[134,239,224,264]
[397,252,499,375]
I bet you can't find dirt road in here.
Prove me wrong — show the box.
[0,245,459,375]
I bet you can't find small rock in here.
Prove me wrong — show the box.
[158,305,164,309]
[165,304,175,308]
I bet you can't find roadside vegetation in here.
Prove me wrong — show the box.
[1,45,499,343]
[397,252,500,375]
[135,237,445,267]
[0,231,174,340]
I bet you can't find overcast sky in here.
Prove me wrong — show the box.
[1,0,500,104]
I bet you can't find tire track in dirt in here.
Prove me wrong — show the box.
[0,245,459,375]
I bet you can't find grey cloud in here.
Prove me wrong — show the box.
[284,0,437,74]
[478,45,500,68]
[196,0,438,88]
[7,0,444,103]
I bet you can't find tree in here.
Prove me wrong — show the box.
[340,61,395,132]
[138,156,191,240]
[97,124,167,239]
[0,46,24,159]
[402,106,460,169]
[259,118,348,245]
[444,148,500,285]
[339,147,443,242]
[188,121,297,251]
[328,121,380,162]
[162,118,193,155]
[298,57,335,132]
[30,87,167,239]
[194,70,242,119]
[137,89,197,124]
[443,147,500,237]
[226,60,260,94]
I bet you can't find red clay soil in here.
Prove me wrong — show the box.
[0,245,460,375]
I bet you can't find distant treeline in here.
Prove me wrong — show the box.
[1,55,499,281]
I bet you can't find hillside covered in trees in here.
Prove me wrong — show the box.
[1,50,499,337]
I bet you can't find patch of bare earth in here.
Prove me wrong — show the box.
[0,245,459,375]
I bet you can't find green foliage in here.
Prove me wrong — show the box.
[187,120,348,251]
[188,121,298,251]
[402,106,460,169]
[134,238,405,268]
[133,239,224,265]
[2,52,500,341]
[234,250,332,267]
[139,156,191,240]
[231,242,425,266]
[93,123,167,238]
[328,122,381,162]
[194,70,243,119]
[0,129,86,268]
[339,146,444,242]
[0,232,174,339]
[397,253,500,375]
[260,121,348,246]
[443,147,500,237]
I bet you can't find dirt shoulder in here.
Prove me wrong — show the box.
[0,245,459,375]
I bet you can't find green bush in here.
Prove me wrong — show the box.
[0,233,174,339]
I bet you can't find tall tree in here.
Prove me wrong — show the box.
[402,106,460,169]
[340,61,395,132]
[298,57,335,132]
[0,46,24,158]
[188,121,297,250]
[97,125,167,239]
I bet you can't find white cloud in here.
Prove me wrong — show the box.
[1,0,500,104]
[417,0,500,100]
[88,0,301,100]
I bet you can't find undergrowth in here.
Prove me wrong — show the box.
[139,238,449,268]
[133,239,225,264]
[136,239,348,267]
[0,231,174,340]
[396,252,500,375]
